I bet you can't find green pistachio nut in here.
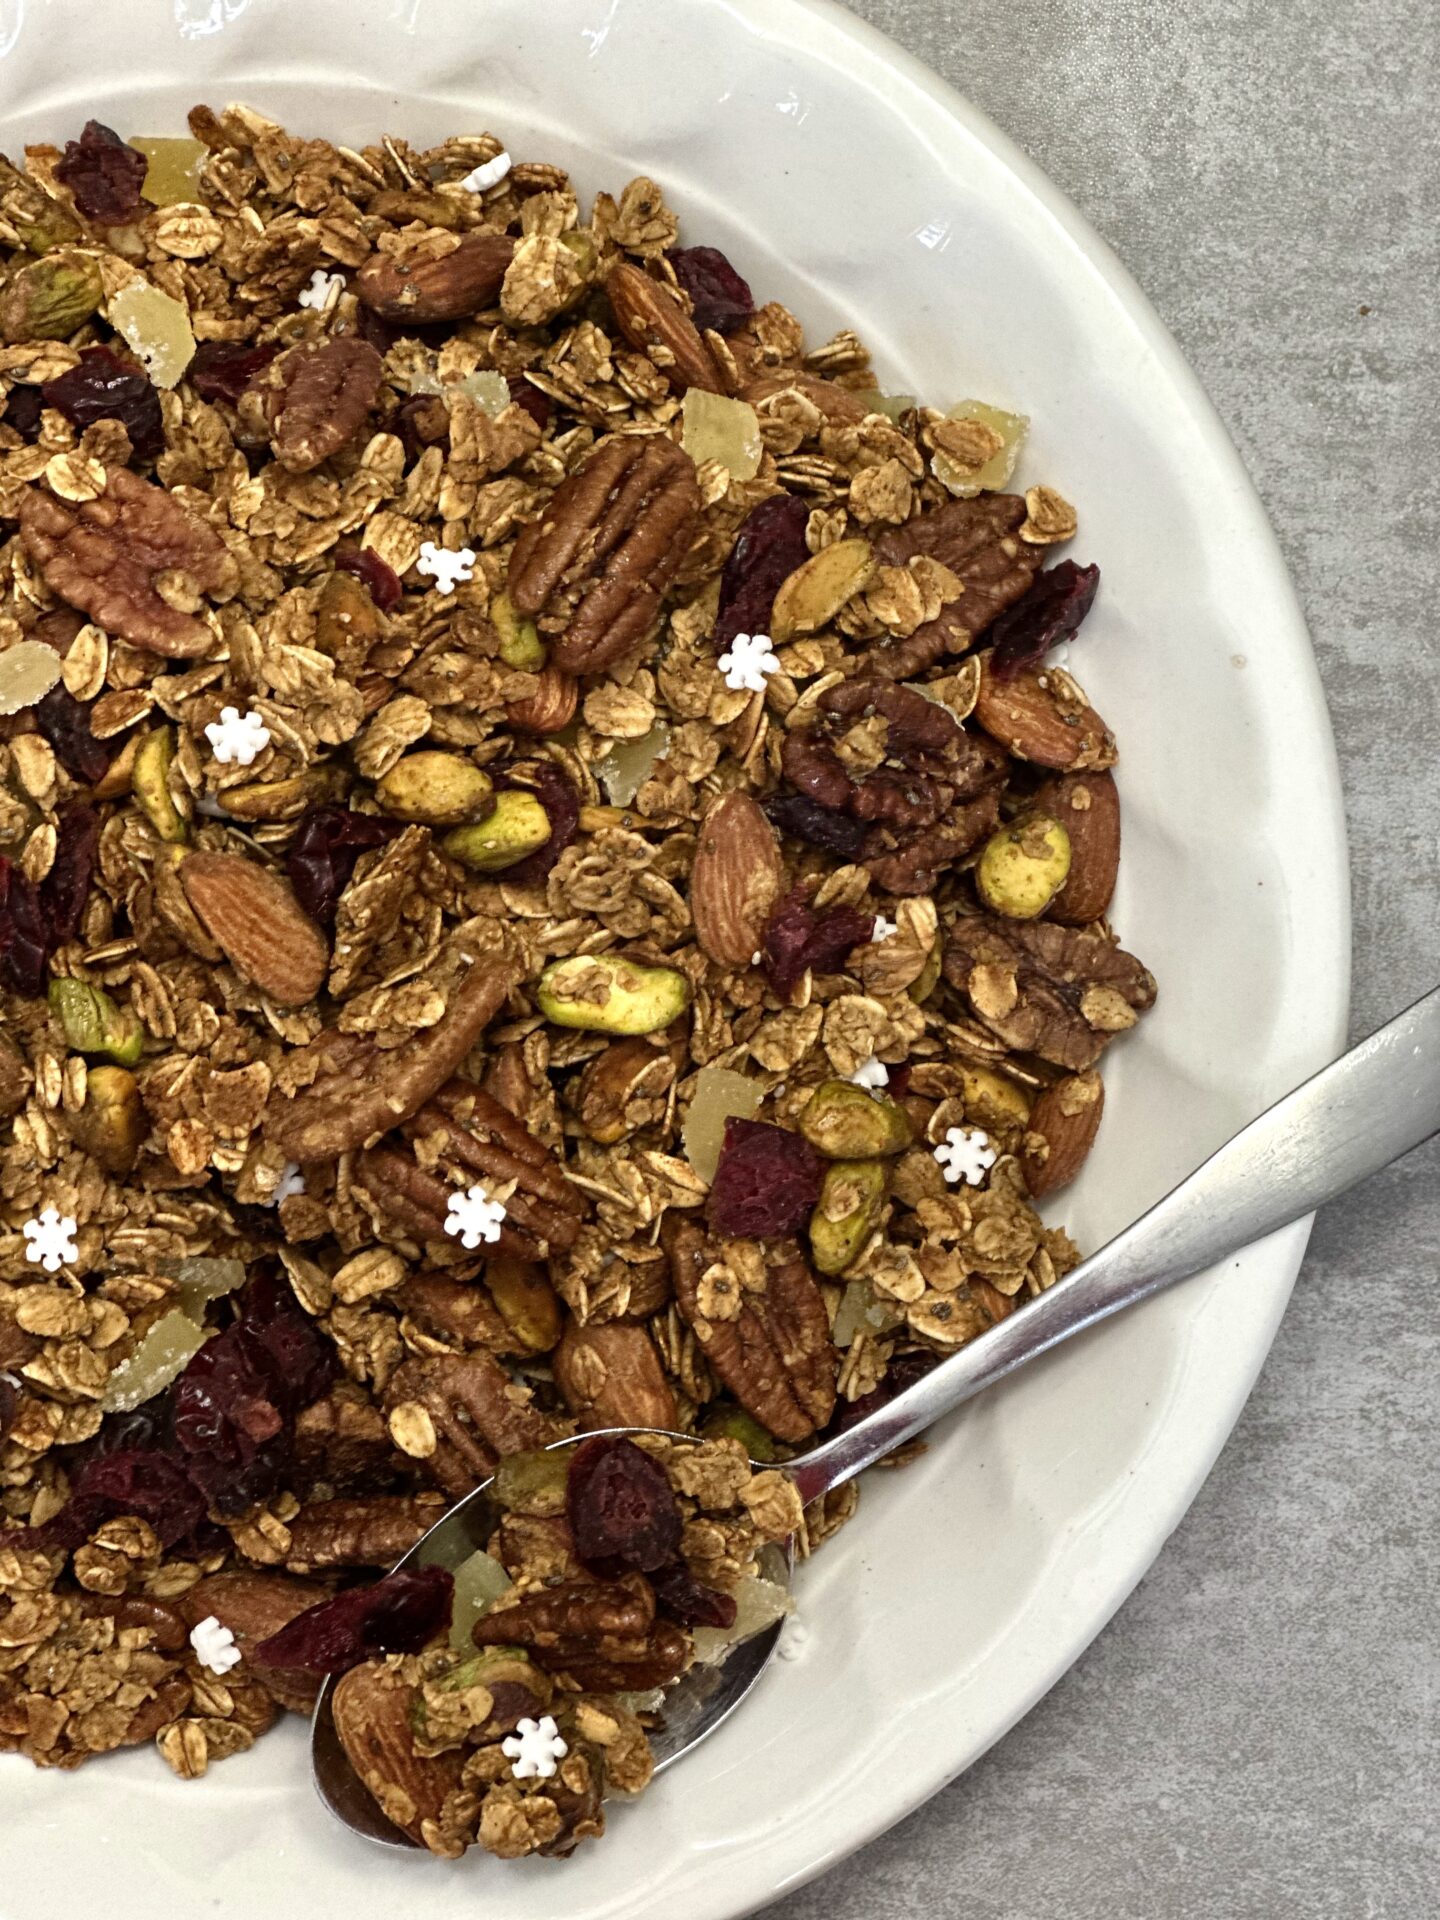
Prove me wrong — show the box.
[797,1079,912,1159]
[809,1159,888,1275]
[442,790,551,872]
[697,1406,779,1464]
[0,157,83,253]
[48,979,144,1066]
[976,812,1072,921]
[410,1648,553,1747]
[907,932,944,1005]
[490,590,546,671]
[131,726,188,844]
[66,1064,144,1175]
[0,249,104,343]
[537,952,692,1036]
[376,750,496,827]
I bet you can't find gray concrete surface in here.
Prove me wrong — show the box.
[766,5,1440,1917]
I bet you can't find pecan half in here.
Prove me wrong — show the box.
[665,1219,837,1442]
[606,260,722,395]
[780,679,1007,895]
[283,1494,447,1574]
[860,494,1041,678]
[553,1318,679,1431]
[381,1350,566,1497]
[356,1076,589,1260]
[472,1573,689,1691]
[265,936,521,1161]
[19,469,234,658]
[508,436,701,675]
[943,913,1157,1071]
[265,336,383,473]
[356,231,515,323]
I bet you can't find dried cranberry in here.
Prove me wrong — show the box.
[54,120,148,226]
[669,245,755,336]
[0,858,50,998]
[988,560,1101,681]
[713,493,811,654]
[650,1561,738,1630]
[497,761,580,886]
[334,546,403,612]
[707,1117,824,1239]
[887,1063,913,1099]
[286,806,399,927]
[39,802,100,945]
[2,385,43,443]
[189,339,280,405]
[253,1564,454,1675]
[764,792,868,861]
[33,684,114,787]
[830,1349,941,1435]
[507,372,551,430]
[761,885,874,998]
[566,1436,684,1576]
[42,346,163,464]
[170,1273,334,1514]
[17,1447,207,1554]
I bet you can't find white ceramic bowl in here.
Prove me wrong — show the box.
[0,3,1349,1916]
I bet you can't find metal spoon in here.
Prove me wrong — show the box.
[314,984,1440,1846]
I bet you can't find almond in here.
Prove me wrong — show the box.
[689,791,783,967]
[506,665,579,735]
[740,370,871,424]
[331,1659,467,1848]
[606,259,723,395]
[181,852,328,1006]
[1037,768,1121,923]
[554,1317,678,1431]
[1019,1070,1105,1198]
[973,651,1115,771]
[180,1570,327,1713]
[356,230,515,323]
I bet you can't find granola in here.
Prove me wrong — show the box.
[0,106,1155,1861]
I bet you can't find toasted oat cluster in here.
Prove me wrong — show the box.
[0,106,1154,1855]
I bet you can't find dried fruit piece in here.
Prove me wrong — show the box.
[375,751,495,828]
[107,277,196,389]
[988,560,1101,681]
[33,682,114,784]
[669,244,755,335]
[707,1118,823,1238]
[285,806,400,927]
[447,1554,516,1650]
[180,853,329,1006]
[809,1159,887,1275]
[680,388,762,480]
[606,259,722,394]
[976,813,1072,920]
[600,720,671,805]
[0,640,63,715]
[650,1562,738,1630]
[67,1062,143,1174]
[537,953,691,1036]
[54,120,148,224]
[0,857,48,996]
[40,800,100,943]
[1035,768,1122,926]
[798,1081,911,1159]
[130,135,207,206]
[254,1564,453,1675]
[761,886,875,998]
[48,977,143,1064]
[688,1572,787,1662]
[188,338,279,404]
[102,1309,207,1413]
[1019,1070,1105,1198]
[19,1446,206,1554]
[763,791,867,861]
[566,1436,683,1576]
[713,492,811,654]
[769,538,876,643]
[42,345,163,462]
[334,545,403,611]
[494,1449,571,1517]
[0,249,104,343]
[689,791,783,968]
[443,791,551,871]
[932,399,1028,497]
[682,1065,764,1182]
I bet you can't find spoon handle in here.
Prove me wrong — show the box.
[789,984,1440,1507]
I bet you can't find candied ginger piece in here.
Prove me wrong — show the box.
[107,276,196,389]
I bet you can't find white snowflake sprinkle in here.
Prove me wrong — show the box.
[444,1184,507,1250]
[22,1207,78,1274]
[189,1615,242,1676]
[848,1055,889,1091]
[502,1714,568,1780]
[716,630,780,693]
[777,1615,810,1662]
[871,916,898,943]
[203,706,271,767]
[297,268,345,311]
[460,151,512,193]
[416,541,477,594]
[271,1163,306,1207]
[933,1126,998,1187]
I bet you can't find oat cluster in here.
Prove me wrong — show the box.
[0,104,1155,1856]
